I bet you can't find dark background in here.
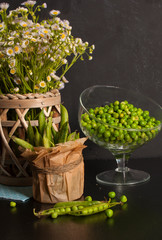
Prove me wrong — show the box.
[5,0,162,161]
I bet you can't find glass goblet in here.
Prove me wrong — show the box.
[78,85,162,186]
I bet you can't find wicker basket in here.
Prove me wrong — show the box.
[0,89,61,186]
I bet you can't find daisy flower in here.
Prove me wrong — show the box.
[52,74,60,81]
[0,2,9,10]
[6,48,15,56]
[39,81,46,88]
[14,78,21,84]
[60,33,66,41]
[21,39,29,48]
[0,22,5,29]
[9,59,16,68]
[10,68,16,74]
[47,75,51,82]
[19,21,28,27]
[14,45,21,54]
[34,84,40,90]
[62,59,67,64]
[49,10,61,17]
[21,1,36,6]
[58,82,65,90]
[8,41,14,46]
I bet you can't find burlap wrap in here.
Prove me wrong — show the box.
[22,138,87,203]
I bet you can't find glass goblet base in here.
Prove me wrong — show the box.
[96,168,150,186]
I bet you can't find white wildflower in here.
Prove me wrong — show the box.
[0,22,5,29]
[47,75,51,82]
[19,21,28,27]
[6,48,15,56]
[21,1,36,6]
[14,45,22,54]
[42,3,47,8]
[58,82,65,90]
[60,33,66,41]
[0,2,9,10]
[8,41,14,46]
[21,39,29,48]
[39,81,46,88]
[34,84,40,90]
[9,59,16,68]
[88,56,93,60]
[49,10,60,16]
[14,78,21,85]
[13,87,19,92]
[62,76,69,83]
[10,68,16,74]
[62,59,67,64]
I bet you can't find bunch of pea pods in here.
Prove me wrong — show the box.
[33,192,127,219]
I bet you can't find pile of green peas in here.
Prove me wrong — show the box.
[81,100,161,146]
[33,192,127,219]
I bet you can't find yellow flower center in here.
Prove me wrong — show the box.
[8,49,13,55]
[10,69,16,74]
[14,46,19,52]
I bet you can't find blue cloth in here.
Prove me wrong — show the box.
[0,184,32,202]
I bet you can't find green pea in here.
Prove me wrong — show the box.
[98,125,105,134]
[10,201,16,208]
[84,195,92,201]
[93,207,98,212]
[72,206,78,211]
[65,207,71,213]
[108,191,116,199]
[105,209,114,218]
[51,212,58,219]
[82,209,88,215]
[60,208,66,213]
[88,208,93,214]
[120,195,127,203]
[78,206,84,210]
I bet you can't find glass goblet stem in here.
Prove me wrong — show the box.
[115,153,131,173]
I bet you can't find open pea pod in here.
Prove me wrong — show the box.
[33,200,101,218]
[68,202,109,216]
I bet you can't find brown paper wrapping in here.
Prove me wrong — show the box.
[22,138,87,203]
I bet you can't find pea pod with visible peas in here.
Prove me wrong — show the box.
[33,200,101,218]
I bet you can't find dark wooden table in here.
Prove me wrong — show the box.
[0,156,162,240]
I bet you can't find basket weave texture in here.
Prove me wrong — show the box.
[0,89,61,186]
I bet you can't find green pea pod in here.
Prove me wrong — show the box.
[69,202,109,216]
[38,109,46,137]
[27,119,34,145]
[51,126,59,144]
[43,131,51,148]
[34,126,43,147]
[60,104,69,129]
[12,136,34,151]
[67,131,77,141]
[46,117,54,144]
[33,200,101,218]
[58,121,69,143]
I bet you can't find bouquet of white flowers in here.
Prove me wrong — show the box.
[0,1,94,94]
